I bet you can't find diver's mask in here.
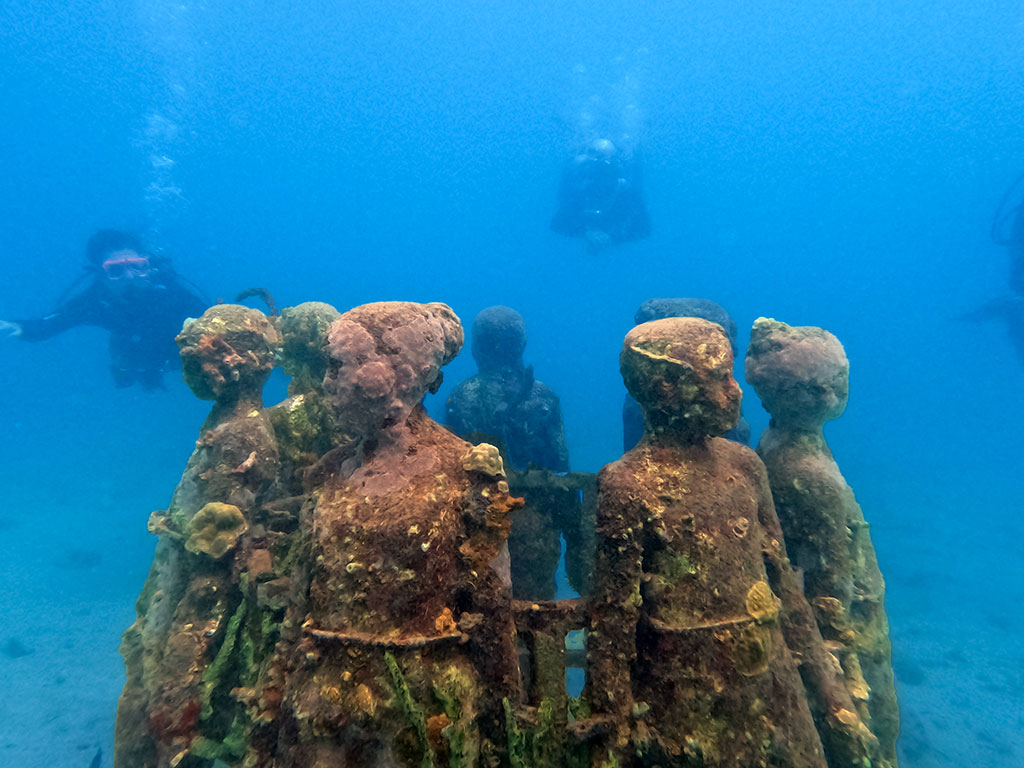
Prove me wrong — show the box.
[102,251,153,282]
[100,252,152,290]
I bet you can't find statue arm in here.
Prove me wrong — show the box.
[548,400,570,474]
[457,472,523,709]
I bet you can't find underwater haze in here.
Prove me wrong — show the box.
[1,0,1023,766]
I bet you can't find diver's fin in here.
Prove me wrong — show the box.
[992,171,1024,244]
[960,295,1024,364]
[957,294,1024,322]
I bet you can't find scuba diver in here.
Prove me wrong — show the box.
[550,138,650,254]
[0,229,209,390]
[962,175,1024,365]
[960,294,1024,364]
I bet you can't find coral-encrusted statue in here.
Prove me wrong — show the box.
[746,318,899,767]
[588,316,852,767]
[274,302,523,767]
[115,305,283,768]
[113,299,898,768]
[278,301,342,397]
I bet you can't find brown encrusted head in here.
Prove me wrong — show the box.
[324,301,464,440]
[621,317,741,442]
[745,317,849,429]
[177,305,281,402]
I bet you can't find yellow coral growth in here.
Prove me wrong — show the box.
[745,581,780,622]
[186,502,248,558]
[462,443,505,478]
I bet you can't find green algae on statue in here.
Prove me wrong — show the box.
[747,318,899,767]
[587,317,830,767]
[278,302,342,396]
[114,305,286,768]
[185,502,249,558]
[267,301,345,493]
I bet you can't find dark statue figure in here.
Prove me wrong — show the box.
[446,306,577,601]
[447,306,569,474]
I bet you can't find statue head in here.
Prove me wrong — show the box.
[177,305,280,404]
[279,301,341,395]
[325,302,463,441]
[745,318,849,430]
[634,297,738,353]
[471,305,527,373]
[621,317,741,442]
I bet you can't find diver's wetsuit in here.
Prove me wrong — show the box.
[17,268,208,389]
[550,149,650,245]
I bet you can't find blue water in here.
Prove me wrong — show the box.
[1,2,1023,766]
